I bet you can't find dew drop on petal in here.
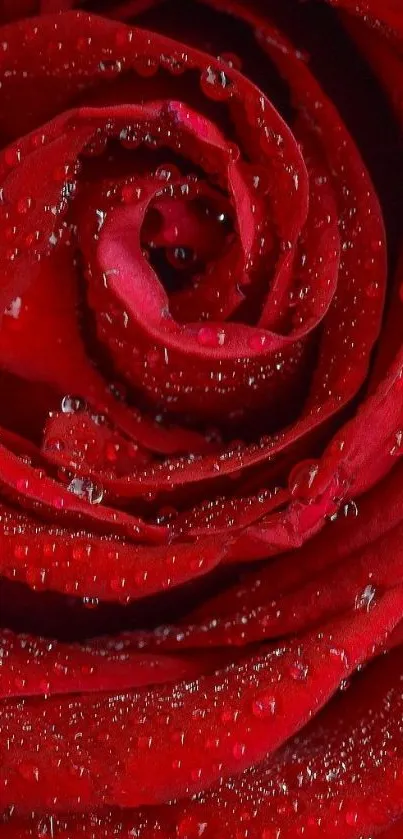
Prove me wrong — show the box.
[289,661,309,681]
[82,596,99,609]
[5,146,21,167]
[252,694,277,718]
[18,762,39,782]
[355,584,377,612]
[366,280,382,298]
[4,296,22,319]
[390,429,403,456]
[44,437,65,454]
[115,27,133,47]
[67,477,104,505]
[221,707,236,724]
[342,500,359,517]
[220,52,242,70]
[167,246,195,270]
[120,183,143,203]
[345,811,359,827]
[200,65,232,100]
[160,53,186,75]
[248,332,268,351]
[232,742,246,759]
[176,815,207,838]
[104,441,120,463]
[154,164,181,181]
[289,461,320,500]
[61,395,86,414]
[133,56,158,77]
[197,326,226,348]
[17,196,34,214]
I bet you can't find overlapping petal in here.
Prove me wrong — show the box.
[0,0,402,835]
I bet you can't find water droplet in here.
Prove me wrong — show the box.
[289,661,309,681]
[104,441,120,463]
[44,437,65,454]
[167,246,195,269]
[200,65,232,100]
[329,647,349,669]
[220,52,242,70]
[216,210,230,225]
[390,429,403,456]
[248,332,268,351]
[232,742,246,760]
[98,58,122,77]
[355,584,377,612]
[176,815,207,838]
[82,596,99,609]
[250,167,271,195]
[67,477,104,505]
[160,53,186,75]
[289,460,320,501]
[76,36,92,52]
[61,395,86,414]
[366,280,382,298]
[13,543,28,559]
[221,707,236,724]
[121,184,144,207]
[197,326,226,348]
[17,196,34,214]
[345,811,358,827]
[19,763,39,782]
[252,694,276,718]
[30,132,46,150]
[4,296,22,319]
[115,27,133,47]
[83,134,108,157]
[155,505,178,525]
[133,56,158,77]
[154,164,180,182]
[342,500,359,517]
[5,146,21,167]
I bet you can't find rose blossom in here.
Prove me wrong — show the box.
[0,0,403,836]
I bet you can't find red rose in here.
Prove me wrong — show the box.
[1,0,403,835]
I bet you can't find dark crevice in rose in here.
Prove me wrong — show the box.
[0,564,241,640]
[0,371,60,444]
[146,246,200,295]
[136,0,295,124]
[81,142,212,185]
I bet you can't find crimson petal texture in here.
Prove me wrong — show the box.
[4,642,403,837]
[0,0,403,835]
[2,590,403,812]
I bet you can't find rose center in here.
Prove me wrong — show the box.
[141,193,234,303]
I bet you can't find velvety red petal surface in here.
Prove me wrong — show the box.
[0,0,402,835]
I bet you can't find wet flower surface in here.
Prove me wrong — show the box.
[0,0,403,836]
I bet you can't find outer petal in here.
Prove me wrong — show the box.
[2,589,403,811]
